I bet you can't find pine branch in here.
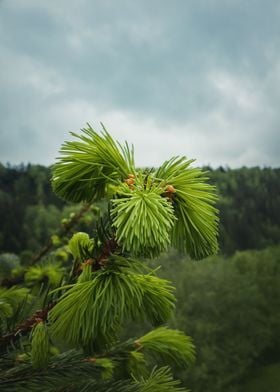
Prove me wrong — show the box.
[0,302,54,351]
[31,202,92,265]
[0,350,104,392]
[1,203,91,288]
[0,127,219,390]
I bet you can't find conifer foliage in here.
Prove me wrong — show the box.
[0,125,219,391]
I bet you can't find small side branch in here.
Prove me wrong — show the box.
[1,203,92,288]
[0,302,55,351]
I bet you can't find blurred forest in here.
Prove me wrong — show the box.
[0,163,279,391]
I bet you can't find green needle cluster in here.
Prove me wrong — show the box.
[134,366,189,392]
[155,156,219,259]
[138,327,195,367]
[49,264,175,348]
[31,322,50,368]
[52,124,135,203]
[112,188,176,258]
[52,125,219,259]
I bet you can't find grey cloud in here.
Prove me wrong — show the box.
[0,0,279,167]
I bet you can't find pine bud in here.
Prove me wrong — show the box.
[166,184,176,193]
[134,339,143,349]
[125,178,135,185]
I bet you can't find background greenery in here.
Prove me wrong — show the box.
[0,163,279,391]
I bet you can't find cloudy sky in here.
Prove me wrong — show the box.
[0,0,279,168]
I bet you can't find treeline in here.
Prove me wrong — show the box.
[0,163,279,255]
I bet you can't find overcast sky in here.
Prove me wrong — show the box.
[0,0,279,168]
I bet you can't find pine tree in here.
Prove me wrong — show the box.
[0,124,218,391]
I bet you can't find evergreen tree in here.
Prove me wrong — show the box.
[0,125,218,391]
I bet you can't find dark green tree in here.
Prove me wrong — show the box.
[166,246,280,392]
[0,125,218,391]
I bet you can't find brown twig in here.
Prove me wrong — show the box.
[0,302,55,351]
[95,238,118,268]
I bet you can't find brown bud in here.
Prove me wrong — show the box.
[84,259,94,266]
[33,317,43,326]
[166,184,176,193]
[134,339,142,349]
[84,357,96,363]
[125,178,135,185]
[99,258,108,266]
[80,259,94,270]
